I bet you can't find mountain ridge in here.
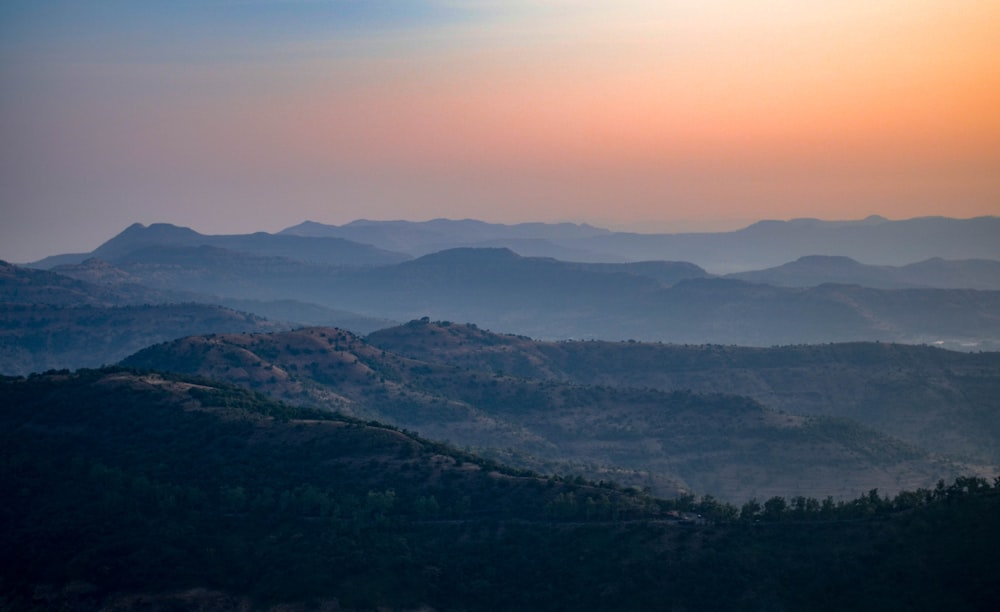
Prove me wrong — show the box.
[367,320,1000,464]
[278,215,1000,271]
[30,222,410,269]
[121,325,990,501]
[727,254,1000,289]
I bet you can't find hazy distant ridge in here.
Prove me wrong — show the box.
[727,255,1000,290]
[282,215,1000,272]
[30,222,410,269]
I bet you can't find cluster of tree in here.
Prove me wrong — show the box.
[2,368,999,610]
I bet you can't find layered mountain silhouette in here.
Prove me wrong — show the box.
[31,228,1000,349]
[30,222,410,269]
[727,255,1000,289]
[5,215,1000,609]
[0,260,283,374]
[280,218,615,261]
[280,215,1000,271]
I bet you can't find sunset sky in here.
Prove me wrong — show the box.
[2,0,998,261]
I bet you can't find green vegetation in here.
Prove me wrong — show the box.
[2,368,999,610]
[123,327,984,501]
[369,320,1000,463]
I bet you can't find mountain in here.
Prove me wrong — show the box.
[0,368,659,609]
[280,217,614,258]
[280,215,1000,272]
[0,302,282,375]
[576,215,1000,272]
[4,367,999,610]
[291,253,1000,349]
[897,257,1000,290]
[30,222,411,269]
[52,255,396,332]
[0,260,285,375]
[121,326,984,501]
[368,321,1000,464]
[0,258,181,306]
[39,244,1000,348]
[728,255,1000,289]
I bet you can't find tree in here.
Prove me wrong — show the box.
[762,496,787,521]
[740,498,761,521]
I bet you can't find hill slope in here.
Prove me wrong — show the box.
[121,327,981,501]
[3,368,999,611]
[0,260,285,375]
[368,321,1000,463]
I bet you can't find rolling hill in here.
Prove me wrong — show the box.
[0,260,285,375]
[368,320,1000,463]
[121,326,984,501]
[2,367,998,610]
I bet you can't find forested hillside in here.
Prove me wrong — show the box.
[121,327,984,500]
[368,320,1000,463]
[2,368,998,611]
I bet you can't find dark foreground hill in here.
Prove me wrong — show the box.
[122,327,982,501]
[368,321,1000,464]
[2,368,999,611]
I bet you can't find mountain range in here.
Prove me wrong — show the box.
[31,221,409,269]
[5,214,1000,609]
[727,255,1000,289]
[280,215,1000,272]
[23,220,1000,349]
[368,321,1000,464]
[121,324,996,501]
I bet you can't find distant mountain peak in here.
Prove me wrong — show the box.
[862,214,889,224]
[793,255,862,265]
[411,247,523,265]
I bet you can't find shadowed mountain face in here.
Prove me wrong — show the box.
[367,321,1000,464]
[121,326,987,501]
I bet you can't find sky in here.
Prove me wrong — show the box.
[1,0,998,262]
